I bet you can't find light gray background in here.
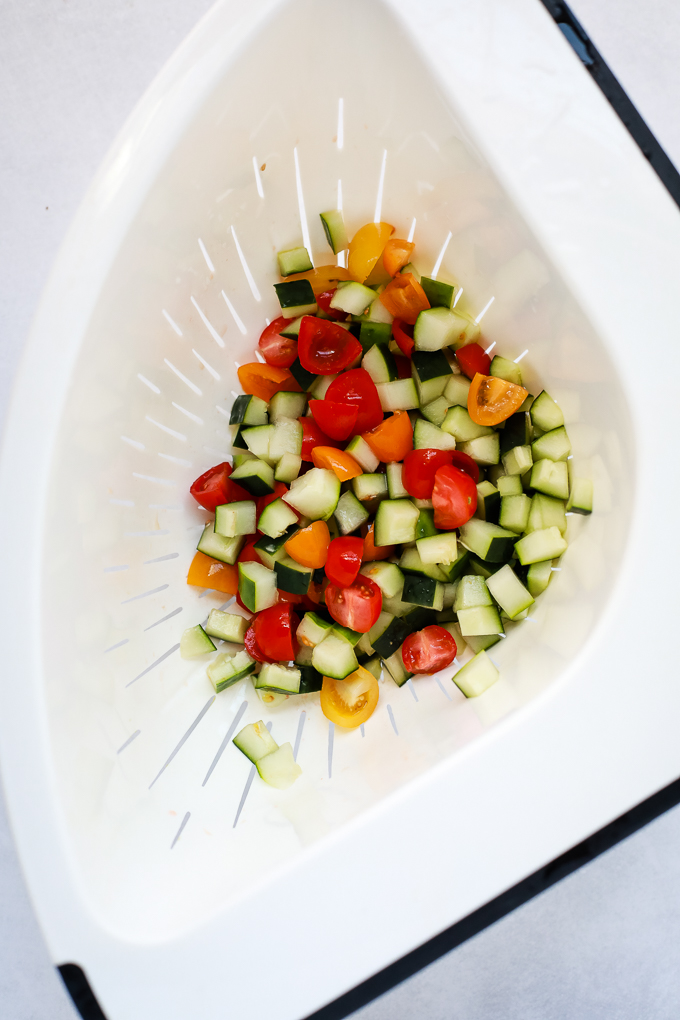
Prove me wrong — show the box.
[1,2,680,1018]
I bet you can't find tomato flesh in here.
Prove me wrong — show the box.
[190,462,249,511]
[432,465,478,529]
[402,626,457,674]
[326,368,383,433]
[308,399,359,441]
[320,667,379,728]
[392,318,414,357]
[253,604,298,661]
[299,416,342,461]
[258,316,298,368]
[324,574,382,633]
[325,536,364,587]
[238,540,262,565]
[402,449,454,500]
[298,316,362,374]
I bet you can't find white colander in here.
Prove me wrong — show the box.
[2,0,680,1018]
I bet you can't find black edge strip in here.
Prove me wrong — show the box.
[57,964,108,1020]
[539,0,680,207]
[305,775,680,1020]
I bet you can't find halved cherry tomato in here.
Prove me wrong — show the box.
[348,222,394,283]
[456,342,491,380]
[285,520,330,568]
[395,355,412,379]
[238,363,302,402]
[402,449,454,500]
[315,289,347,320]
[256,482,290,519]
[449,450,480,484]
[309,399,358,441]
[402,626,457,674]
[326,368,383,433]
[362,411,413,463]
[254,603,299,661]
[244,622,275,664]
[468,373,528,426]
[238,540,262,565]
[258,316,297,368]
[392,318,414,357]
[298,316,362,375]
[325,536,364,587]
[311,446,363,481]
[190,462,249,511]
[432,465,478,529]
[324,574,382,633]
[362,522,393,561]
[282,265,351,295]
[379,273,430,325]
[187,551,239,594]
[299,418,342,461]
[320,666,379,728]
[383,238,415,277]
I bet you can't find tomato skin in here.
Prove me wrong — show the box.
[362,410,413,463]
[449,450,480,484]
[383,238,415,277]
[326,368,383,433]
[456,343,491,380]
[324,574,383,633]
[238,540,262,565]
[325,536,364,587]
[254,604,298,661]
[392,318,414,357]
[320,667,379,728]
[402,449,455,500]
[311,446,362,481]
[402,626,457,674]
[238,363,302,402]
[432,465,478,529]
[380,274,430,325]
[468,373,528,426]
[299,417,342,460]
[308,399,359,441]
[190,462,249,511]
[244,622,275,663]
[258,316,298,368]
[298,316,362,375]
[315,289,347,320]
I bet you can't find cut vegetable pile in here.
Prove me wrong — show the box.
[181,213,593,789]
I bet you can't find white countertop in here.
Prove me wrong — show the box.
[1,1,680,1017]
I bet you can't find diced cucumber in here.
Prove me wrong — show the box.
[356,631,375,658]
[255,663,301,695]
[382,645,412,687]
[312,634,358,679]
[469,555,498,579]
[256,743,302,789]
[233,451,257,468]
[444,373,471,407]
[411,350,453,404]
[255,688,289,707]
[526,493,567,535]
[238,561,278,612]
[353,473,389,502]
[253,524,298,569]
[457,604,503,636]
[205,610,248,644]
[308,373,337,399]
[274,279,317,318]
[416,531,458,565]
[420,276,456,308]
[345,435,380,472]
[233,721,278,763]
[459,519,517,562]
[330,281,375,316]
[275,453,302,483]
[361,561,405,598]
[320,210,349,253]
[283,468,340,520]
[359,321,392,351]
[334,490,370,534]
[454,575,493,611]
[362,343,397,383]
[497,475,522,496]
[526,559,554,596]
[420,395,451,427]
[386,462,408,498]
[452,650,499,697]
[230,459,275,496]
[215,500,256,538]
[242,424,274,461]
[297,611,334,647]
[332,624,363,647]
[230,394,268,426]
[465,633,501,654]
[441,405,494,442]
[530,391,564,432]
[366,294,394,324]
[499,493,531,534]
[529,458,569,500]
[567,477,593,515]
[289,357,316,391]
[401,262,420,281]
[400,546,447,581]
[442,583,458,609]
[490,356,523,386]
[415,508,437,540]
[376,378,419,411]
[414,497,434,511]
[207,649,257,693]
[375,498,419,546]
[442,548,471,583]
[180,624,216,658]
[514,526,568,565]
[459,434,500,465]
[362,656,382,680]
[269,417,303,461]
[487,564,534,619]
[402,574,444,610]
[502,444,533,476]
[500,411,533,454]
[274,555,313,594]
[197,523,244,565]
[414,307,469,350]
[258,497,299,539]
[299,665,324,694]
[278,246,313,277]
[413,418,457,451]
[370,606,435,658]
[269,390,307,422]
[476,481,500,524]
[532,426,571,463]
[279,316,304,339]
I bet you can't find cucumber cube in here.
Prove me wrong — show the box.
[207,650,257,692]
[502,444,533,476]
[567,477,593,515]
[283,468,340,520]
[180,624,216,658]
[204,610,248,644]
[486,564,534,620]
[277,246,313,277]
[320,210,349,254]
[490,356,523,386]
[452,650,500,698]
[238,561,278,612]
[529,458,569,500]
[330,281,376,315]
[255,663,301,694]
[233,721,278,763]
[441,405,493,442]
[215,500,256,538]
[420,276,456,308]
[374,498,419,546]
[256,743,302,789]
[514,527,568,565]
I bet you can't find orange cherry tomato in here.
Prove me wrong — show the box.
[320,666,379,728]
[282,265,352,295]
[311,446,363,481]
[348,222,394,283]
[237,363,302,402]
[468,373,528,426]
[362,411,413,463]
[187,551,239,594]
[379,273,430,325]
[284,520,331,569]
[361,522,394,562]
[382,238,415,276]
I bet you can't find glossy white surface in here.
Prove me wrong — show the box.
[3,1,680,1020]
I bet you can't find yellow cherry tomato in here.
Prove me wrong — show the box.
[320,666,379,728]
[348,222,394,283]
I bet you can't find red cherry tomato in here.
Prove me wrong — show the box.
[316,289,348,321]
[432,465,478,529]
[298,316,362,375]
[190,462,249,511]
[402,626,457,674]
[392,318,414,357]
[308,399,359,441]
[456,343,491,380]
[299,417,342,461]
[402,449,455,500]
[238,540,262,565]
[244,621,275,663]
[449,450,480,483]
[254,603,299,661]
[257,316,298,368]
[326,369,383,433]
[324,574,383,633]
[394,354,412,379]
[325,536,364,587]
